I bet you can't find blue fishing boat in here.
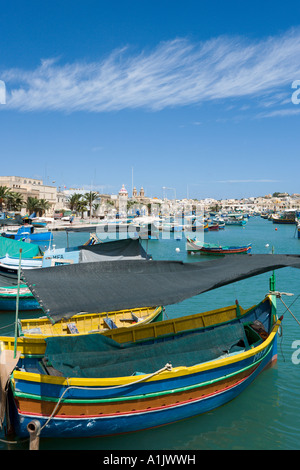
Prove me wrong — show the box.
[0,284,40,311]
[6,297,280,438]
[1,253,299,440]
[1,225,53,242]
[223,214,247,226]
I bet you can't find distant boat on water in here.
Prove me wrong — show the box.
[223,214,247,226]
[1,225,53,242]
[186,238,252,255]
[272,210,298,224]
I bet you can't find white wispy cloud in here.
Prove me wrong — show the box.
[2,28,300,113]
[257,108,300,118]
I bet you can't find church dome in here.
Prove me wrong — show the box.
[119,184,128,196]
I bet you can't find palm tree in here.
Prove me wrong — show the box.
[0,185,12,211]
[84,191,99,217]
[26,197,40,215]
[77,199,88,219]
[37,199,51,216]
[5,192,25,211]
[67,193,83,212]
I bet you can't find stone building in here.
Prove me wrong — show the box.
[0,175,57,215]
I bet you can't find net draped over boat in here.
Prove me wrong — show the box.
[44,322,248,378]
[22,253,300,323]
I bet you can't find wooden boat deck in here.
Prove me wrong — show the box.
[19,306,162,337]
[0,299,265,357]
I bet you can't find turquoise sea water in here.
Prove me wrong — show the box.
[1,216,300,450]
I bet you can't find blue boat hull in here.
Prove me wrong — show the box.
[13,232,53,242]
[0,295,40,311]
[10,336,277,438]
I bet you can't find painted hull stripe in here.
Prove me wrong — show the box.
[15,361,263,420]
[13,343,274,405]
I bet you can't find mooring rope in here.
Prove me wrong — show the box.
[270,290,300,327]
[270,291,300,362]
[279,295,300,327]
[39,362,173,434]
[0,322,16,331]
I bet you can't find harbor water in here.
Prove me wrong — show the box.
[0,216,300,450]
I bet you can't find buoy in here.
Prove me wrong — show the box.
[175,247,180,252]
[275,228,278,231]
[265,244,269,247]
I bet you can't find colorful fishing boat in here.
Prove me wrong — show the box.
[1,254,300,441]
[18,305,163,338]
[0,237,43,277]
[0,293,281,439]
[0,284,40,311]
[186,238,251,255]
[223,215,247,226]
[0,254,43,275]
[272,210,298,224]
[207,224,219,231]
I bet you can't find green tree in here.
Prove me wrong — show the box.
[37,199,51,216]
[77,199,88,219]
[67,193,83,212]
[0,186,12,211]
[5,192,25,211]
[84,191,99,217]
[27,197,41,214]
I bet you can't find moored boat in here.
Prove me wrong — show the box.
[0,293,281,439]
[223,215,247,226]
[207,224,219,231]
[186,238,251,255]
[0,284,39,311]
[272,210,298,224]
[18,305,163,338]
[1,225,53,242]
[0,237,43,277]
[0,237,149,309]
[1,254,300,441]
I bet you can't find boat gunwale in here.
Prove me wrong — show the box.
[11,312,280,388]
[13,345,271,405]
[0,298,261,352]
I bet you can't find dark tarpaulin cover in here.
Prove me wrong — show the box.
[79,238,149,262]
[0,215,24,226]
[22,254,300,323]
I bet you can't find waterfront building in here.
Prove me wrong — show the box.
[0,175,57,215]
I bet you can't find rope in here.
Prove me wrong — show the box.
[271,292,300,363]
[278,295,300,327]
[38,362,173,435]
[0,322,16,331]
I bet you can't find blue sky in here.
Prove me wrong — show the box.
[1,0,300,200]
